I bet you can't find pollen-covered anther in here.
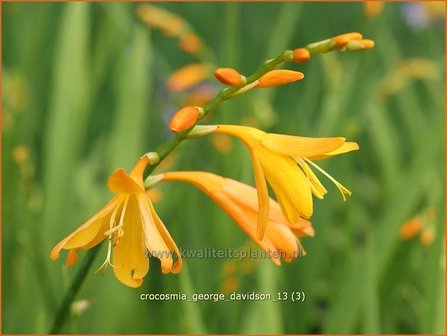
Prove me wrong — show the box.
[292,48,311,63]
[214,68,246,86]
[256,70,304,88]
[331,32,363,49]
[169,106,201,133]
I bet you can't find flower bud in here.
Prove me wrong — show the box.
[169,106,202,133]
[292,48,311,63]
[256,70,304,88]
[331,32,363,48]
[343,39,375,51]
[214,68,246,86]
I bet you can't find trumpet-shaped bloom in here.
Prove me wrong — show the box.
[50,157,182,288]
[160,171,314,265]
[210,125,359,239]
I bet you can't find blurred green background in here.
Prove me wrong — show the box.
[2,1,445,334]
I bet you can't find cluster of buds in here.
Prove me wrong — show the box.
[306,32,375,54]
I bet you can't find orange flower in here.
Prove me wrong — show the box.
[50,157,182,288]
[214,68,246,86]
[167,63,210,93]
[256,70,304,88]
[160,171,314,265]
[169,106,202,132]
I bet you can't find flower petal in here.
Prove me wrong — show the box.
[265,223,299,262]
[258,147,313,220]
[145,194,183,274]
[261,133,345,157]
[66,249,78,267]
[136,193,173,274]
[250,148,270,240]
[50,196,121,260]
[113,196,149,288]
[212,192,281,266]
[107,168,143,194]
[307,141,359,160]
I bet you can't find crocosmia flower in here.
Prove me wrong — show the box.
[160,171,314,264]
[50,157,182,288]
[210,125,358,239]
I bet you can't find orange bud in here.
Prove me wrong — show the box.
[256,70,304,88]
[179,33,201,54]
[214,68,245,86]
[399,217,423,240]
[292,48,311,63]
[358,39,375,49]
[66,249,78,267]
[344,39,375,51]
[169,106,201,132]
[167,63,210,92]
[331,32,363,48]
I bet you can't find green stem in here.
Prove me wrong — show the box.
[49,245,101,334]
[145,50,291,175]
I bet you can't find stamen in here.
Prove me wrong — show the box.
[104,224,123,236]
[113,197,128,246]
[296,157,328,199]
[297,239,307,258]
[95,240,119,274]
[304,158,352,201]
[107,198,123,236]
[97,196,129,273]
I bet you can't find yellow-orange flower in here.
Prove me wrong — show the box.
[50,157,182,288]
[160,171,314,265]
[209,125,358,238]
